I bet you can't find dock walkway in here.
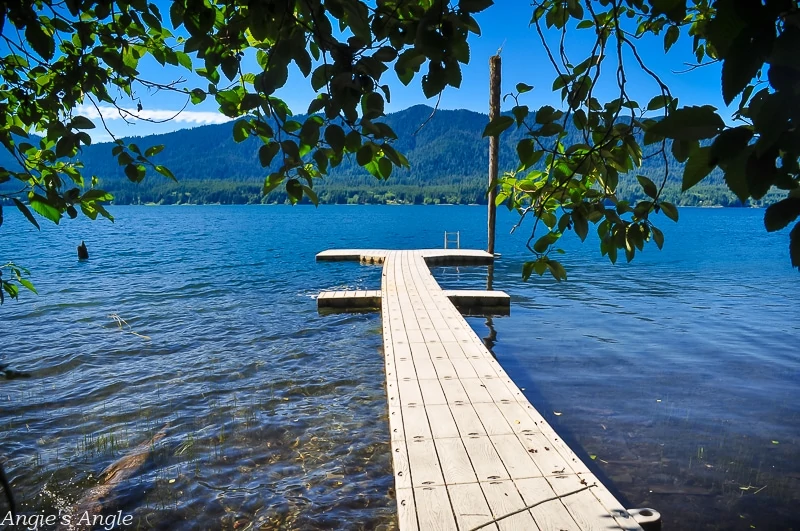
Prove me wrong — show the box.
[317,249,642,531]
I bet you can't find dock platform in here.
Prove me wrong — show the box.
[317,249,643,531]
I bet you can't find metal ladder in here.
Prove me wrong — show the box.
[444,231,460,249]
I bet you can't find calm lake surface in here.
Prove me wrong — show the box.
[1,205,798,530]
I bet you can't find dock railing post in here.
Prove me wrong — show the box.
[487,54,501,256]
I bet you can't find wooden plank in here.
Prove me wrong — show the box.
[407,439,444,487]
[414,485,458,531]
[515,477,581,531]
[391,438,412,490]
[461,437,509,482]
[398,378,424,407]
[480,480,537,531]
[570,472,641,530]
[441,342,467,359]
[396,357,418,380]
[448,483,497,531]
[479,377,518,403]
[403,404,433,440]
[469,358,502,379]
[450,358,479,379]
[418,379,448,406]
[432,357,458,380]
[388,405,406,442]
[427,342,449,359]
[435,438,479,485]
[440,379,470,404]
[520,432,574,476]
[460,378,495,404]
[414,357,437,379]
[396,488,420,531]
[547,474,631,531]
[490,434,544,479]
[426,405,460,439]
[472,403,515,436]
[406,328,426,344]
[496,401,544,435]
[450,403,486,437]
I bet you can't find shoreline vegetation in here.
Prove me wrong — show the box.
[101,181,780,207]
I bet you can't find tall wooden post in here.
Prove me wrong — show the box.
[487,55,501,256]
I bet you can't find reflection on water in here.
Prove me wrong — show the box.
[1,205,798,530]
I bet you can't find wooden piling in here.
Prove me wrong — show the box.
[487,55,501,256]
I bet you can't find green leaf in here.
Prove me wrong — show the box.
[373,46,397,62]
[29,194,61,224]
[764,198,800,232]
[221,55,239,82]
[263,173,283,195]
[25,23,55,60]
[155,165,176,181]
[81,189,114,202]
[522,261,536,281]
[18,278,37,294]
[682,146,714,191]
[512,105,529,125]
[13,198,40,230]
[722,31,771,105]
[546,259,567,281]
[356,145,373,166]
[647,95,670,111]
[660,201,679,222]
[637,175,659,199]
[711,127,753,164]
[70,116,95,130]
[325,125,346,153]
[516,82,533,94]
[301,185,319,206]
[145,144,165,157]
[233,119,250,143]
[649,106,724,141]
[124,163,145,182]
[482,115,514,137]
[362,92,385,120]
[572,209,588,241]
[533,232,560,253]
[516,138,535,168]
[460,0,493,13]
[286,178,303,204]
[190,89,206,104]
[664,25,679,52]
[651,226,665,249]
[259,143,280,167]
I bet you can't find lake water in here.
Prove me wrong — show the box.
[1,205,798,530]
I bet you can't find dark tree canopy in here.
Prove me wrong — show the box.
[1,0,798,298]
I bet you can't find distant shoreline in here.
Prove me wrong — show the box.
[117,202,761,209]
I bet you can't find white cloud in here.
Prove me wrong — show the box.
[75,105,232,125]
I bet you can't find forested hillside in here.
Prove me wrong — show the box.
[2,105,776,206]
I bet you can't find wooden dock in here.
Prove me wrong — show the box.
[317,249,644,531]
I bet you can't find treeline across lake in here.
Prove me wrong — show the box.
[110,180,490,205]
[110,179,776,207]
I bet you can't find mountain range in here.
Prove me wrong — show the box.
[1,105,771,206]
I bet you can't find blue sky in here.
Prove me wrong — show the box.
[79,1,728,142]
